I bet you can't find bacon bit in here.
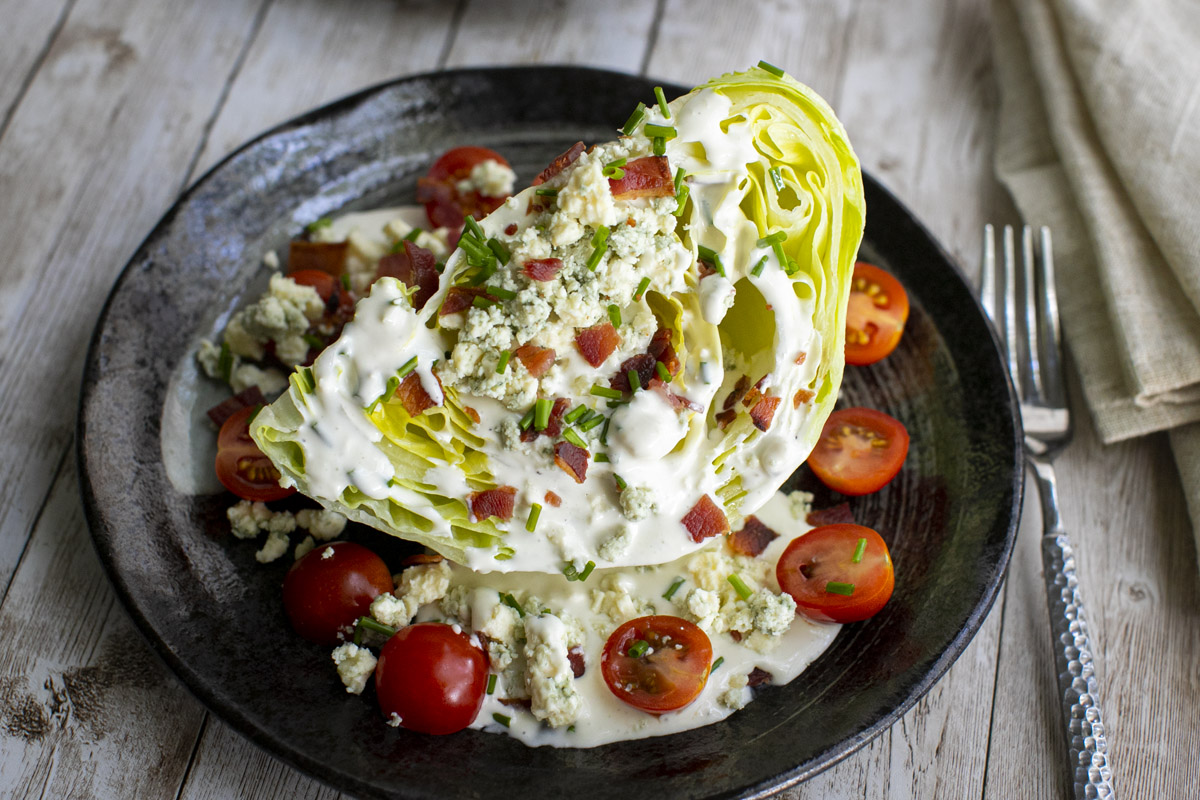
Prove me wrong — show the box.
[395,372,439,416]
[553,441,590,484]
[522,257,564,281]
[520,397,569,442]
[715,408,738,430]
[531,142,586,186]
[500,697,533,709]
[728,515,779,557]
[463,406,481,424]
[288,240,348,276]
[439,286,489,316]
[513,343,557,378]
[747,667,773,688]
[568,646,586,678]
[742,375,769,408]
[807,502,856,527]
[681,495,729,543]
[794,389,815,408]
[575,322,620,367]
[626,217,636,227]
[415,178,461,229]
[698,260,719,279]
[377,240,439,310]
[795,352,807,365]
[609,353,657,393]
[730,630,743,643]
[650,380,704,413]
[401,553,445,567]
[504,223,518,236]
[647,327,680,376]
[608,155,674,199]
[468,486,517,521]
[526,196,549,215]
[206,386,266,428]
[749,395,781,431]
[723,375,751,411]
[544,491,562,507]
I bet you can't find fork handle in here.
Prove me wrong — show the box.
[1031,457,1116,799]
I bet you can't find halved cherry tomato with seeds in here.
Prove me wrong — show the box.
[600,615,712,715]
[417,146,511,229]
[776,524,894,623]
[215,405,294,502]
[807,407,909,496]
[845,261,908,365]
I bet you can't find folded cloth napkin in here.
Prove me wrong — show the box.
[990,0,1200,557]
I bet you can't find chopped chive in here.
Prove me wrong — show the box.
[773,241,788,269]
[340,272,352,291]
[534,187,559,197]
[457,233,489,259]
[518,407,535,431]
[486,674,497,695]
[654,86,670,118]
[727,573,753,601]
[563,427,588,449]
[672,183,690,216]
[602,157,628,179]
[634,276,651,301]
[585,225,610,271]
[564,405,587,424]
[614,474,627,491]
[697,244,726,277]
[397,356,418,378]
[492,713,511,728]
[496,350,511,374]
[485,284,517,300]
[246,403,263,425]
[627,369,641,392]
[534,397,552,430]
[852,537,867,564]
[644,123,677,139]
[466,256,498,286]
[786,259,800,275]
[673,167,686,192]
[751,255,768,277]
[652,137,666,156]
[356,616,397,638]
[655,361,672,383]
[757,231,787,247]
[627,639,650,658]
[825,581,856,596]
[663,577,685,600]
[462,214,486,243]
[526,503,542,533]
[303,333,324,349]
[591,226,610,249]
[500,592,525,617]
[601,417,611,445]
[389,239,406,253]
[217,342,233,383]
[607,304,622,328]
[580,413,605,432]
[578,561,596,581]
[472,295,495,309]
[306,217,332,233]
[710,656,725,674]
[594,452,610,463]
[768,167,785,193]
[297,366,315,393]
[563,562,580,580]
[404,227,422,242]
[487,237,511,264]
[435,261,445,274]
[621,102,647,136]
[590,385,623,400]
[576,409,597,426]
[758,60,785,77]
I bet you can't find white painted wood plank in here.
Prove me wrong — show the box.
[194,0,459,177]
[445,0,655,71]
[177,720,342,800]
[0,461,205,798]
[0,0,266,590]
[0,0,72,123]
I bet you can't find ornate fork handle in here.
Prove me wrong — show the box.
[1029,455,1116,800]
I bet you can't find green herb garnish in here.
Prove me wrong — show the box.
[634,276,651,301]
[580,413,605,432]
[621,102,647,136]
[486,674,497,695]
[217,342,233,384]
[563,427,588,449]
[627,639,650,658]
[727,573,752,601]
[496,350,511,374]
[518,407,535,431]
[487,237,511,265]
[655,361,671,383]
[534,397,552,430]
[663,577,685,600]
[643,123,677,140]
[710,656,725,674]
[751,255,768,277]
[758,60,785,77]
[404,227,422,242]
[305,217,332,233]
[590,385,623,400]
[526,503,542,533]
[564,405,587,424]
[768,166,785,193]
[500,592,525,617]
[492,713,511,727]
[484,284,516,300]
[654,86,670,118]
[825,581,856,596]
[852,537,867,564]
[626,369,641,392]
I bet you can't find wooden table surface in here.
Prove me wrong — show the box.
[2,0,1196,797]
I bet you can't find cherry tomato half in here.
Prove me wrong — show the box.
[845,261,909,366]
[215,405,295,502]
[375,622,488,734]
[807,407,909,496]
[600,615,712,715]
[282,541,393,646]
[417,146,511,229]
[776,523,894,623]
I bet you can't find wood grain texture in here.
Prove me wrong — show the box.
[0,0,74,127]
[177,720,342,800]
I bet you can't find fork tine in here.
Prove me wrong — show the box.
[981,223,997,319]
[1022,226,1043,401]
[1002,225,1024,400]
[1035,226,1067,407]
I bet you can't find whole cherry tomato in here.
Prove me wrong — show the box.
[215,405,294,502]
[600,615,712,715]
[807,407,909,496]
[776,523,895,624]
[374,622,488,734]
[845,261,909,365]
[282,541,393,646]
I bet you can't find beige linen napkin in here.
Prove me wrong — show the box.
[990,0,1200,556]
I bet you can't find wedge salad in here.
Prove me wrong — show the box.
[197,64,913,746]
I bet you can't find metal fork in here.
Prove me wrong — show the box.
[981,225,1115,800]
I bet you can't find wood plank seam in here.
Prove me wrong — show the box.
[0,0,78,148]
[638,0,666,77]
[172,712,212,800]
[978,575,1013,800]
[0,443,70,609]
[435,0,469,70]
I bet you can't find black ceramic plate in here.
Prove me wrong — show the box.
[78,67,1021,799]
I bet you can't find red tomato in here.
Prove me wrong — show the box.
[417,146,510,229]
[375,623,488,734]
[845,261,909,365]
[215,405,294,502]
[807,407,909,496]
[776,523,894,623]
[281,541,393,646]
[600,616,712,715]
